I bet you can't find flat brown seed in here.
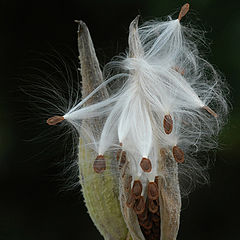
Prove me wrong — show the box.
[93,155,106,173]
[151,213,160,223]
[174,66,185,75]
[149,199,159,213]
[173,146,184,163]
[143,229,151,235]
[126,193,136,208]
[163,114,173,134]
[116,149,122,162]
[149,234,156,240]
[124,175,132,192]
[178,3,190,21]
[203,105,218,118]
[119,151,126,169]
[142,217,153,230]
[133,196,145,215]
[140,158,152,172]
[138,206,148,221]
[160,148,166,158]
[132,180,143,198]
[47,116,64,125]
[154,176,159,186]
[147,182,159,200]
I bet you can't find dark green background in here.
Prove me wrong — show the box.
[0,0,239,239]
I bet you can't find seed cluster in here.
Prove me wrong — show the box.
[125,177,161,240]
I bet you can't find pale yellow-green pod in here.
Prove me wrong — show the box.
[79,138,130,240]
[76,19,131,240]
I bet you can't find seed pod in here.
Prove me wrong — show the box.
[77,20,129,240]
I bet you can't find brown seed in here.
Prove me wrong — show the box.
[132,180,143,198]
[152,232,160,239]
[178,3,190,21]
[160,148,166,158]
[147,182,159,200]
[149,199,159,213]
[139,219,147,227]
[154,176,159,186]
[124,175,132,192]
[140,158,152,172]
[46,116,64,125]
[133,196,145,215]
[149,233,156,240]
[116,149,122,162]
[126,193,136,208]
[174,66,185,75]
[163,114,173,134]
[142,217,153,230]
[173,146,184,163]
[93,155,106,173]
[151,213,160,223]
[153,220,160,228]
[203,105,218,118]
[119,151,126,169]
[138,206,148,221]
[143,229,151,235]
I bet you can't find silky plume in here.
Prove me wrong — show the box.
[47,3,229,240]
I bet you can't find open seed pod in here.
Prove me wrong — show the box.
[77,14,181,240]
[46,3,228,240]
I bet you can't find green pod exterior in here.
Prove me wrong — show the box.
[79,138,131,240]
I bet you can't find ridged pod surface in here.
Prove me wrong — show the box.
[76,20,130,240]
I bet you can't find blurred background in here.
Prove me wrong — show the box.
[0,0,239,239]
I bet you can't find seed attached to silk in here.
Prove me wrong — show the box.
[173,146,184,163]
[140,158,152,172]
[93,155,106,173]
[119,151,126,169]
[47,116,64,125]
[163,114,173,134]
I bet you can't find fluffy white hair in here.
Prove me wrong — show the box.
[48,4,228,194]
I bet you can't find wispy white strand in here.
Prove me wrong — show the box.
[50,6,229,194]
